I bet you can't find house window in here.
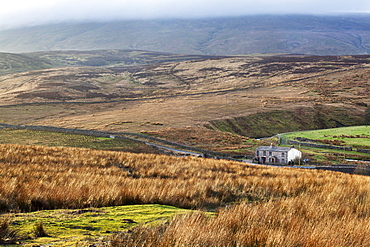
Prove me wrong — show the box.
[282,152,285,157]
[257,151,260,156]
[263,151,266,156]
[282,159,285,163]
[269,152,272,156]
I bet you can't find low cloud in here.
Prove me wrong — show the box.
[0,0,369,29]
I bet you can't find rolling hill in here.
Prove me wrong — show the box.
[0,51,368,140]
[0,52,53,76]
[1,14,370,55]
[0,50,216,76]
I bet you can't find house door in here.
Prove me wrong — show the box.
[261,157,266,164]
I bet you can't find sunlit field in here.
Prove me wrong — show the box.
[0,144,369,246]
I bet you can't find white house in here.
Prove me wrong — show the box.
[255,145,302,165]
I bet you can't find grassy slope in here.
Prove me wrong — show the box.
[0,129,160,154]
[0,144,368,246]
[207,106,365,138]
[143,127,263,157]
[0,53,52,76]
[1,15,370,55]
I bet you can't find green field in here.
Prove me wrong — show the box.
[283,126,370,149]
[279,126,370,164]
[4,204,192,246]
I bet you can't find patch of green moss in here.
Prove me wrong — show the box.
[5,204,192,246]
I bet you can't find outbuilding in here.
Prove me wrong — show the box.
[255,144,302,165]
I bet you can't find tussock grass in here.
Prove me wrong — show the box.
[112,175,370,246]
[0,143,297,211]
[0,217,18,244]
[33,221,48,238]
[114,194,370,247]
[0,144,369,246]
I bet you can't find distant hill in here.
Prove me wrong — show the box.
[0,50,217,76]
[0,53,368,138]
[0,52,53,76]
[1,14,370,55]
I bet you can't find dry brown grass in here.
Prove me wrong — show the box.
[0,143,307,211]
[0,56,368,134]
[143,127,258,155]
[112,173,370,246]
[0,143,369,246]
[113,193,369,247]
[0,217,18,244]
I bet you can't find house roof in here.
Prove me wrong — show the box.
[256,146,293,152]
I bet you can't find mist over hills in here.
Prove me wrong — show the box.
[1,14,370,55]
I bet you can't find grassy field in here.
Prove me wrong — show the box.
[279,126,370,164]
[0,144,369,246]
[2,204,192,246]
[283,126,370,149]
[0,128,160,154]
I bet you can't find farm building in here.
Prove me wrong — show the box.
[255,145,302,165]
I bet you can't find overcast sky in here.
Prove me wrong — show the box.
[1,0,369,29]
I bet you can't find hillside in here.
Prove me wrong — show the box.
[0,53,368,140]
[0,144,369,245]
[0,52,53,76]
[1,14,370,55]
[0,50,216,76]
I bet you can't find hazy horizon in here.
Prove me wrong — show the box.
[1,0,370,30]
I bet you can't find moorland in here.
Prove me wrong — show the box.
[0,48,369,246]
[0,144,369,246]
[0,51,368,136]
